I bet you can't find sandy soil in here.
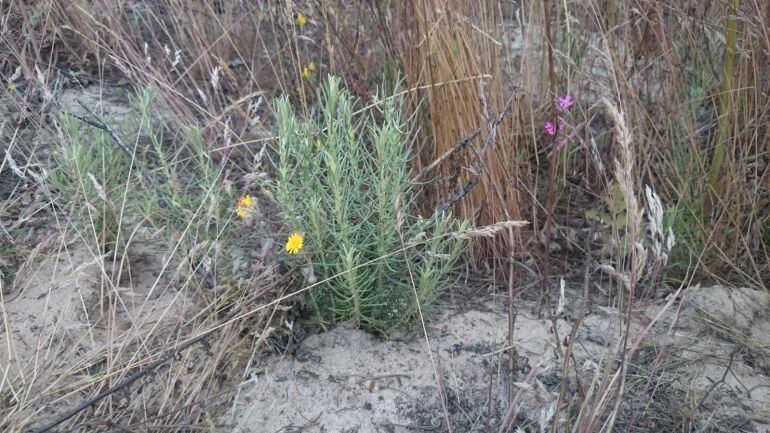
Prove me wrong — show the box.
[225,286,770,433]
[1,233,188,406]
[3,238,769,433]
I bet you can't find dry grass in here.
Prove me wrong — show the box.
[5,0,765,279]
[389,0,529,260]
[1,0,769,432]
[580,0,770,285]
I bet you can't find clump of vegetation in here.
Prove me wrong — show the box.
[2,1,769,432]
[48,114,133,256]
[48,89,235,265]
[270,77,468,334]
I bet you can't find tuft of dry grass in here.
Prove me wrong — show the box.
[390,0,529,260]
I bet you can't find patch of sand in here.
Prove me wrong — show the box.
[229,286,770,433]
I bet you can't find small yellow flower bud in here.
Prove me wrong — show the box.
[295,13,307,28]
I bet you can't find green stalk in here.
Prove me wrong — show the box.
[707,0,740,187]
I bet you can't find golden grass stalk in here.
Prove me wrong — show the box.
[452,220,530,239]
[395,0,527,259]
[707,0,740,189]
[600,97,647,433]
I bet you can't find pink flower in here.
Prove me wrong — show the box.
[555,139,565,151]
[544,121,556,136]
[544,119,565,136]
[556,94,574,111]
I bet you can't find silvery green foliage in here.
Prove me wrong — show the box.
[271,76,468,334]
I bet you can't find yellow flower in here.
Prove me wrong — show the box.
[285,232,304,254]
[302,62,316,80]
[236,195,255,217]
[8,83,17,92]
[295,13,308,28]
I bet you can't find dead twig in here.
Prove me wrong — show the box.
[414,128,480,180]
[497,359,547,433]
[551,229,594,432]
[698,348,739,411]
[433,90,514,217]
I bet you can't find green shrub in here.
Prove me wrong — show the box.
[48,115,133,255]
[48,89,235,259]
[126,90,234,242]
[270,77,468,334]
[662,201,705,282]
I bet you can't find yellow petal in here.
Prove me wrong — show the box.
[285,233,304,254]
[236,194,256,218]
[295,13,307,28]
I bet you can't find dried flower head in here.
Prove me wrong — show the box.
[210,66,221,90]
[236,195,256,217]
